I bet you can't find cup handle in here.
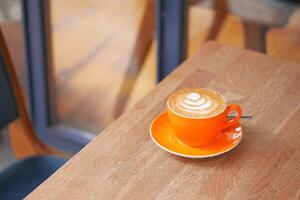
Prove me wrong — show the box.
[222,104,242,130]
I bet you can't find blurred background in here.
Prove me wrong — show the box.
[0,0,300,169]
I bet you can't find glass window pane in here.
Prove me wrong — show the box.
[188,1,244,57]
[188,1,300,62]
[0,0,24,170]
[0,0,26,97]
[49,0,156,133]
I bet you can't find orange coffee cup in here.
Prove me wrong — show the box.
[167,89,242,147]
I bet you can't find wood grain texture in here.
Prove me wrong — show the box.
[27,42,300,200]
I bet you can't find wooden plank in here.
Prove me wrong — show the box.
[27,42,300,199]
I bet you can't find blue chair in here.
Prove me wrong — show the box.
[0,28,66,199]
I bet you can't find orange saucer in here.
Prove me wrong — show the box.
[150,112,243,158]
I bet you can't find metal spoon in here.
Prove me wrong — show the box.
[227,115,252,119]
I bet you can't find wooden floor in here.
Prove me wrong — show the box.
[1,1,300,135]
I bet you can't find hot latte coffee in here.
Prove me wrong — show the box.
[167,88,227,118]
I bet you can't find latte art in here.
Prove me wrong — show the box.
[177,92,218,114]
[168,89,227,118]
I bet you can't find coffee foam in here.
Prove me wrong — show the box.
[168,89,227,118]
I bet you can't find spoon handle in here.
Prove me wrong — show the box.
[227,115,252,119]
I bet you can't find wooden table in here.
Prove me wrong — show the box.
[27,42,300,200]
